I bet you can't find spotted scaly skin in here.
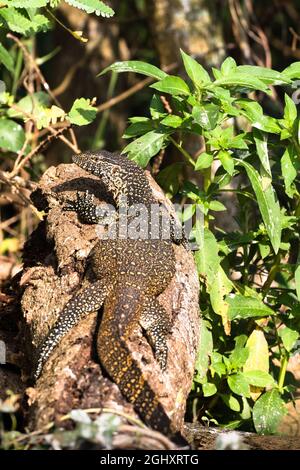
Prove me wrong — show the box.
[34,151,186,444]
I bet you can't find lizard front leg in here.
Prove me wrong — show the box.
[64,190,116,225]
[34,279,111,380]
[140,298,172,371]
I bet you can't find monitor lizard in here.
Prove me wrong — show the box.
[33,151,188,444]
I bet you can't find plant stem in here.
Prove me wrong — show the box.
[262,253,281,298]
[278,352,288,392]
[169,136,195,167]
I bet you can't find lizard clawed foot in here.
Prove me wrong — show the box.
[63,190,94,213]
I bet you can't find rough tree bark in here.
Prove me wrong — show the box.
[19,162,200,444]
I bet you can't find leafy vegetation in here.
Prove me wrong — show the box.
[101,52,300,434]
[0,0,299,445]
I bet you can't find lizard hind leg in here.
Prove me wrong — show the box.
[140,298,172,371]
[34,279,111,380]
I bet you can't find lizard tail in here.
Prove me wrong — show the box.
[97,289,185,444]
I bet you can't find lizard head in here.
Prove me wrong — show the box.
[72,150,145,202]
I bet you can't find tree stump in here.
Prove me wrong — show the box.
[20,163,200,441]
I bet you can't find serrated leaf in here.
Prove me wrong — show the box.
[0,8,49,34]
[228,373,251,397]
[1,0,47,5]
[227,295,274,320]
[68,98,97,126]
[122,130,165,167]
[195,152,213,170]
[0,118,25,152]
[238,160,281,253]
[98,61,167,80]
[150,75,190,96]
[65,0,114,17]
[8,91,50,119]
[281,144,300,198]
[202,382,217,397]
[0,42,14,73]
[180,49,211,86]
[278,326,299,352]
[253,389,287,434]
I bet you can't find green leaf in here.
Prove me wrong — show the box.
[210,266,233,335]
[253,129,271,177]
[227,294,274,320]
[195,152,213,170]
[156,162,183,196]
[1,0,47,5]
[213,73,269,93]
[123,119,153,138]
[0,119,25,152]
[218,150,234,176]
[295,264,300,302]
[8,91,50,119]
[0,8,49,34]
[221,57,237,76]
[209,200,226,212]
[0,42,14,73]
[229,347,249,369]
[202,382,217,397]
[237,65,291,85]
[236,99,281,134]
[243,370,274,387]
[194,319,213,383]
[122,130,165,167]
[283,93,297,128]
[253,389,287,434]
[192,103,219,130]
[238,160,281,253]
[220,394,240,412]
[278,326,299,352]
[150,75,190,96]
[68,98,97,126]
[282,62,300,80]
[150,94,167,119]
[98,61,167,80]
[194,228,220,289]
[65,0,114,17]
[180,49,211,86]
[281,144,300,198]
[160,114,183,128]
[228,373,250,398]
